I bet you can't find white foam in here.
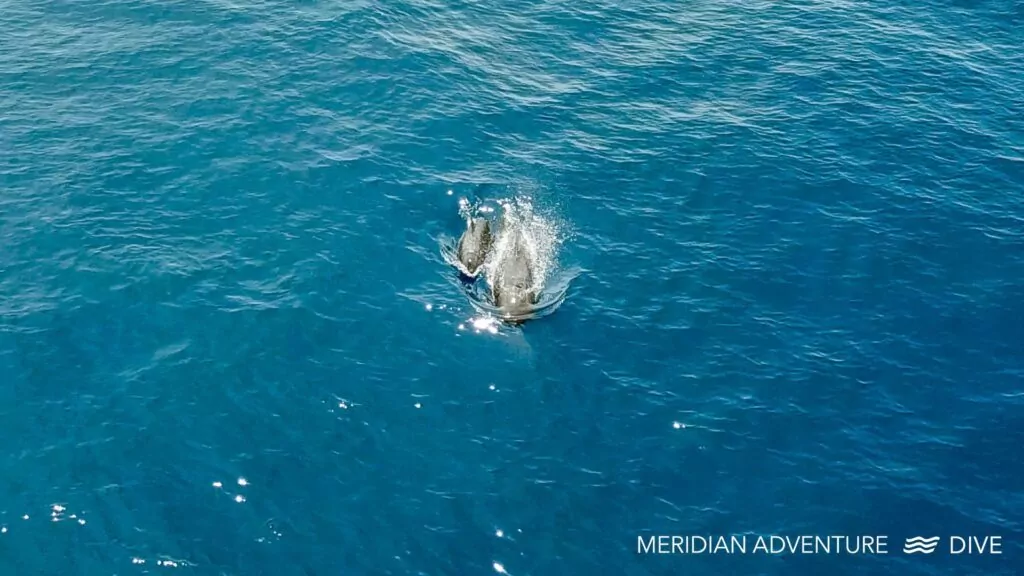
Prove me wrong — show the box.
[483,196,564,296]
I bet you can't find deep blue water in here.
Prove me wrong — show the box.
[2,0,1023,574]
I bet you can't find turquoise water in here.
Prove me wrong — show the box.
[1,1,1023,574]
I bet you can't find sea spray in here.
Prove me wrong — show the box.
[484,195,565,297]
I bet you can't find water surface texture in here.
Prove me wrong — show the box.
[2,0,1023,574]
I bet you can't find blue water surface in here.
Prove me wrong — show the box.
[1,0,1023,574]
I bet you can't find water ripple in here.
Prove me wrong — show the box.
[2,0,1023,574]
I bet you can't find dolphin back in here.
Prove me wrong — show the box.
[492,228,537,313]
[457,217,492,275]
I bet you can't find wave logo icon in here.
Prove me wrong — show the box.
[903,536,940,554]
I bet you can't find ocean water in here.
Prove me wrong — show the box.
[1,0,1023,574]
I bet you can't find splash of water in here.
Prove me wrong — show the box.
[441,192,576,326]
[482,196,563,297]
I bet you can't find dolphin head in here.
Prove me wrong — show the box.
[457,217,492,276]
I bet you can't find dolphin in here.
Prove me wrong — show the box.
[491,225,538,319]
[456,216,493,277]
